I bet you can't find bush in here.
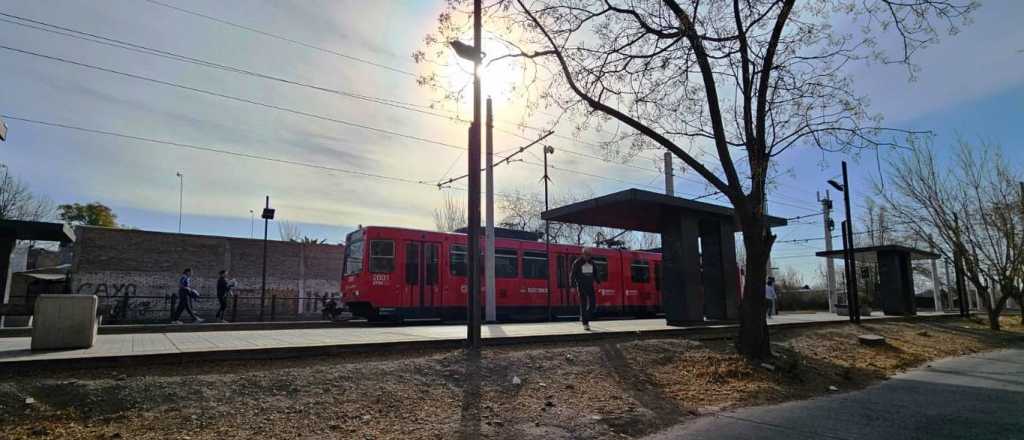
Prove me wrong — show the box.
[777,290,829,311]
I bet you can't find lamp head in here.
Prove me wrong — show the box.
[827,179,844,192]
[449,40,483,61]
[544,145,555,154]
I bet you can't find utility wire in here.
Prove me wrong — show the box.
[0,44,466,151]
[437,131,553,188]
[141,0,417,77]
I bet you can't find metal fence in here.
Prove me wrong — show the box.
[98,289,341,324]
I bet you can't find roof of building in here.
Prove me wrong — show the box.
[815,245,941,261]
[0,220,75,242]
[540,188,788,233]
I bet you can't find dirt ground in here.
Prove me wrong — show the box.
[1,316,1022,440]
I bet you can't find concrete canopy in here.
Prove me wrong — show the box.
[815,245,940,262]
[540,189,788,231]
[0,220,75,242]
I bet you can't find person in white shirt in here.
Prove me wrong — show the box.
[570,248,598,331]
[765,277,777,319]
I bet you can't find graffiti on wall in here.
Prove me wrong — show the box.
[76,282,137,297]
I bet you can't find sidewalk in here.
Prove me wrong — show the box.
[0,311,950,368]
[644,348,1024,440]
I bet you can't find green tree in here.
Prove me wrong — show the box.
[58,202,118,227]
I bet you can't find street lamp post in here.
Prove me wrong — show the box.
[175,172,184,233]
[249,209,255,239]
[450,0,484,349]
[258,196,275,321]
[543,145,554,320]
[828,161,859,323]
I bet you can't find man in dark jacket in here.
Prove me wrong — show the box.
[570,248,598,331]
[172,268,203,324]
[215,270,235,321]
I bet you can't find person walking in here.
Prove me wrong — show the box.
[570,248,598,331]
[765,276,778,319]
[215,270,235,321]
[172,268,203,324]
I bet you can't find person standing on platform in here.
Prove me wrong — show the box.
[571,248,598,331]
[215,270,235,321]
[172,268,203,324]
[765,276,778,319]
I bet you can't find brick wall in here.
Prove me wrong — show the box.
[71,227,344,322]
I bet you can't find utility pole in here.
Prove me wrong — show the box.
[543,145,554,321]
[258,196,275,321]
[175,172,184,233]
[249,209,255,239]
[663,152,674,196]
[485,98,496,323]
[836,161,859,323]
[820,190,836,313]
[930,236,942,312]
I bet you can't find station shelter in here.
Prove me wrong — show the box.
[816,245,940,316]
[542,189,787,325]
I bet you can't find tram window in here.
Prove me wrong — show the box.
[404,243,420,285]
[495,248,518,278]
[631,260,650,283]
[450,245,468,276]
[522,251,548,280]
[425,244,439,285]
[369,240,395,273]
[593,256,608,283]
[556,255,568,288]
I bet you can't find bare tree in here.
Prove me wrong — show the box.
[433,193,467,232]
[879,141,1023,330]
[420,0,976,358]
[277,221,302,242]
[0,165,54,221]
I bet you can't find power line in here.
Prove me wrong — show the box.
[437,131,553,188]
[0,13,462,123]
[2,114,433,185]
[0,44,467,151]
[141,0,417,77]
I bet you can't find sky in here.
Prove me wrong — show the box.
[0,0,1021,283]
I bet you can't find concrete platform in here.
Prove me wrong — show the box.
[0,312,953,369]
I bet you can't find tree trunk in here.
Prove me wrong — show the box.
[737,214,771,359]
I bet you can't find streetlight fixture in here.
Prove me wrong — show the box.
[450,0,484,350]
[175,172,184,233]
[828,161,860,323]
[0,117,7,142]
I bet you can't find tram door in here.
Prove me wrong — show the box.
[404,241,442,316]
[555,252,581,316]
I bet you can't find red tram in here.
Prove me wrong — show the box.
[340,226,662,322]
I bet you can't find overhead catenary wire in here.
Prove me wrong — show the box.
[0,44,467,152]
[437,131,553,188]
[141,0,417,77]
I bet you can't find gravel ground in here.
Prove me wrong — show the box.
[1,316,1021,440]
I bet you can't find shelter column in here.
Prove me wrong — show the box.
[660,212,703,324]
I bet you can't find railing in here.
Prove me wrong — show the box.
[96,291,342,324]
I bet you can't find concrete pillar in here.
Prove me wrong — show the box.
[660,213,703,324]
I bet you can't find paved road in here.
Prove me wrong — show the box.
[645,349,1024,440]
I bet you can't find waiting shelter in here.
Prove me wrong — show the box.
[815,245,940,316]
[0,220,76,317]
[542,189,787,325]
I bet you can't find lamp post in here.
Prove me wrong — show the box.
[258,196,275,321]
[543,145,554,320]
[827,160,859,323]
[175,172,184,233]
[450,0,484,349]
[249,209,255,239]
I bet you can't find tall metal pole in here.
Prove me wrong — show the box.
[176,172,184,233]
[930,235,943,312]
[663,152,674,196]
[259,195,269,321]
[543,145,553,321]
[821,191,836,313]
[485,98,496,323]
[249,210,255,239]
[464,0,483,349]
[841,161,859,323]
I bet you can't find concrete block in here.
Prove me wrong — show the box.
[31,294,99,350]
[858,334,886,346]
